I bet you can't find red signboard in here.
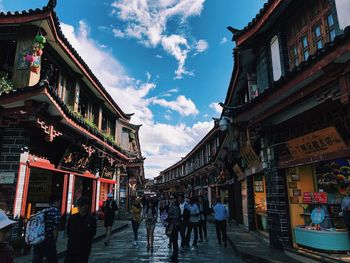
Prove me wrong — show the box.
[302,192,327,204]
[313,192,327,204]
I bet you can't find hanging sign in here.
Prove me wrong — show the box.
[287,127,346,159]
[101,166,114,180]
[240,145,260,168]
[59,146,92,172]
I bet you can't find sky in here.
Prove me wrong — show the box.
[1,0,266,179]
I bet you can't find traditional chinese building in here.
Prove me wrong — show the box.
[0,0,144,219]
[154,126,229,208]
[221,0,350,254]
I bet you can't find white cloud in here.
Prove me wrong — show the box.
[209,102,222,115]
[152,95,199,116]
[195,39,208,53]
[111,0,205,79]
[335,0,350,30]
[60,21,212,178]
[112,28,125,38]
[220,37,227,44]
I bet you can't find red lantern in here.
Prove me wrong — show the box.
[30,66,40,74]
[36,49,43,56]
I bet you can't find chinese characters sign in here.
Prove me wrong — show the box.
[287,127,346,159]
[59,146,91,172]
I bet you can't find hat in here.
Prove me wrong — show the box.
[0,210,15,229]
[107,193,113,198]
[77,196,89,207]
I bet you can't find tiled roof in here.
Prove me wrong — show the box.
[0,0,131,121]
[233,0,274,40]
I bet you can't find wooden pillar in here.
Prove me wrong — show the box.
[61,173,69,215]
[98,107,103,130]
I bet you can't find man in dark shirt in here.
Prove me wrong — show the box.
[65,197,96,263]
[32,197,61,263]
[102,193,118,246]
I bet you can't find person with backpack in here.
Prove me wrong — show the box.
[65,197,96,263]
[0,210,16,263]
[32,197,61,263]
[102,193,118,246]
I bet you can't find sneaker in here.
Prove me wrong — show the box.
[198,239,203,243]
[133,240,138,246]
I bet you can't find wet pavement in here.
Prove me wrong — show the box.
[88,221,243,263]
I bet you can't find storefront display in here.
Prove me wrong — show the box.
[289,160,350,252]
[254,174,267,234]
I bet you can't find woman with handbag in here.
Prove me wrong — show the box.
[142,198,157,251]
[167,194,181,262]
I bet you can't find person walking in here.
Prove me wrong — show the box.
[131,198,142,247]
[185,197,200,247]
[213,198,229,247]
[65,197,97,263]
[0,210,16,263]
[143,198,157,251]
[167,194,181,262]
[178,194,189,248]
[102,193,118,246]
[198,196,208,242]
[32,197,61,263]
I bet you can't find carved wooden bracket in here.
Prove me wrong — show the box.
[36,117,62,142]
[82,144,95,157]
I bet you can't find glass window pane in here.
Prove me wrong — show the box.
[304,50,309,61]
[302,36,308,48]
[317,40,323,49]
[315,26,321,37]
[330,30,336,41]
[293,46,297,56]
[327,14,334,26]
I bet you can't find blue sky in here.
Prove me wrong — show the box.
[1,0,265,178]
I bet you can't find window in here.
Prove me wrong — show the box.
[290,44,299,67]
[327,13,336,41]
[313,25,323,50]
[270,35,282,81]
[301,35,309,61]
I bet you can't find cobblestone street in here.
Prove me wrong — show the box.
[88,221,242,263]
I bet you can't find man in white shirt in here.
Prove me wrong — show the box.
[178,195,189,248]
[184,197,200,247]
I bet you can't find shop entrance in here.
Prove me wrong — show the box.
[73,176,93,209]
[26,168,64,217]
[253,174,268,235]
